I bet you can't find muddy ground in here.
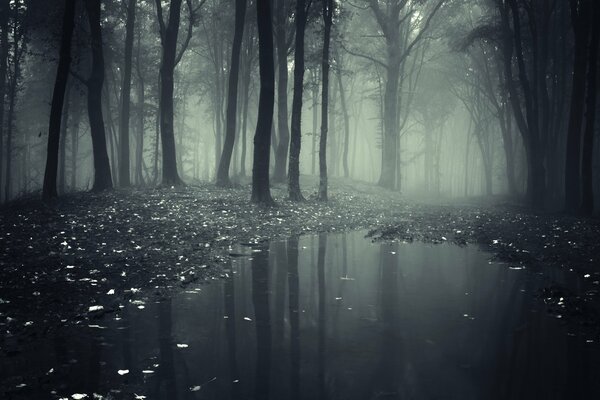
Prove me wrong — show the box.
[1,178,599,362]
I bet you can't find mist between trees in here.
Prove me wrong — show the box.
[0,0,597,212]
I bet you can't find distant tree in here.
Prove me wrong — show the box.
[42,0,76,200]
[216,0,247,187]
[251,0,275,204]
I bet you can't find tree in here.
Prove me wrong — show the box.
[42,0,76,200]
[86,0,113,191]
[251,0,276,205]
[155,0,195,186]
[318,0,334,201]
[0,0,9,199]
[288,0,311,201]
[352,0,444,190]
[216,0,247,187]
[118,0,137,187]
[272,0,291,183]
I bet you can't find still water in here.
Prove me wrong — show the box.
[3,231,599,399]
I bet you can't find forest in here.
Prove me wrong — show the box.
[1,0,600,399]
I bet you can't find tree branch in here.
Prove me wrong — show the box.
[340,41,388,69]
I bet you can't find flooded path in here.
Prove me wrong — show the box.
[2,231,599,399]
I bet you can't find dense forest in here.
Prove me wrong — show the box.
[0,0,597,212]
[1,0,600,399]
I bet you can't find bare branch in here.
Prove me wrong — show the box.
[340,42,388,69]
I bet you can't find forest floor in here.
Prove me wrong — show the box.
[1,176,600,359]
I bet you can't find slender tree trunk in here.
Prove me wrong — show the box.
[565,0,592,212]
[70,91,81,190]
[216,0,247,187]
[118,0,136,187]
[0,0,10,201]
[288,0,308,201]
[580,2,599,214]
[251,0,275,204]
[272,0,290,183]
[318,0,333,201]
[59,83,72,194]
[42,0,76,199]
[4,54,17,202]
[311,70,318,175]
[336,69,350,179]
[85,0,113,191]
[135,12,145,186]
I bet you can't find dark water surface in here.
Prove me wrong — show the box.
[3,231,599,399]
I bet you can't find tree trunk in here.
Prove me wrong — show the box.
[157,0,184,186]
[288,0,307,201]
[336,69,350,179]
[216,0,247,187]
[580,1,599,215]
[319,0,333,201]
[0,0,10,201]
[85,0,113,192]
[311,70,318,175]
[251,0,276,205]
[118,0,136,187]
[272,0,290,183]
[565,0,592,212]
[70,91,82,190]
[42,0,76,200]
[135,11,145,186]
[59,83,72,195]
[379,53,400,190]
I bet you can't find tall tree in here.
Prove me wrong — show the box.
[216,0,247,187]
[580,0,599,215]
[251,0,276,204]
[86,0,113,191]
[0,0,9,198]
[272,0,290,183]
[565,0,593,212]
[318,0,333,201]
[42,0,76,200]
[358,0,444,190]
[155,0,194,186]
[287,0,310,201]
[118,0,136,187]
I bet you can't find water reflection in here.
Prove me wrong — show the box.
[2,231,599,399]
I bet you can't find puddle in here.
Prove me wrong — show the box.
[2,231,599,399]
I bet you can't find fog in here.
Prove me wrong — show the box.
[0,0,596,212]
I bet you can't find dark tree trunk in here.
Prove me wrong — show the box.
[272,0,290,183]
[251,0,275,205]
[319,0,333,201]
[135,21,145,186]
[4,50,18,202]
[288,0,308,201]
[85,0,113,192]
[580,2,599,215]
[118,0,136,187]
[0,0,9,201]
[216,0,247,187]
[156,0,184,186]
[565,0,592,212]
[42,0,76,200]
